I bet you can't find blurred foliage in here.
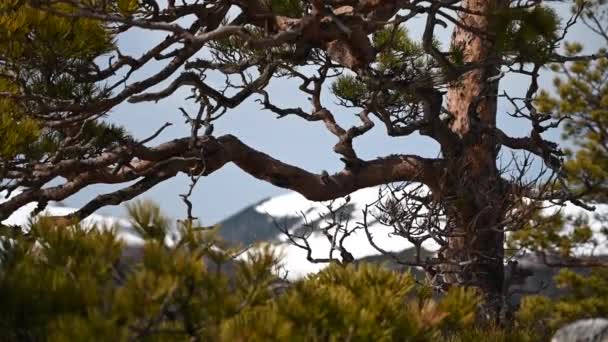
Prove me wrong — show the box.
[261,0,304,17]
[506,1,608,338]
[117,0,139,16]
[517,267,608,336]
[0,202,280,341]
[127,200,171,243]
[0,1,113,61]
[0,95,39,159]
[492,5,560,63]
[536,42,608,202]
[221,266,486,341]
[507,208,606,259]
[0,201,549,342]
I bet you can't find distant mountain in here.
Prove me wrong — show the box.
[218,186,442,279]
[2,187,606,282]
[216,198,300,247]
[218,186,608,279]
[216,186,608,303]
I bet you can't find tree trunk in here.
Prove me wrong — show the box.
[443,0,506,319]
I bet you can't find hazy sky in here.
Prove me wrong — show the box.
[62,3,603,224]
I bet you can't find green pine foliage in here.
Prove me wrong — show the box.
[0,202,282,341]
[506,205,608,338]
[507,1,608,336]
[506,208,604,259]
[331,74,369,106]
[0,218,124,340]
[517,267,608,335]
[126,200,172,243]
[0,1,123,161]
[0,1,113,98]
[536,43,608,201]
[332,26,437,127]
[0,1,113,62]
[221,266,482,341]
[372,26,435,73]
[0,202,548,341]
[208,26,299,68]
[117,0,140,16]
[492,6,560,63]
[0,96,39,159]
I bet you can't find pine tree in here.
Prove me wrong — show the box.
[507,0,608,331]
[1,0,607,319]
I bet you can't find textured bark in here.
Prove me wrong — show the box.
[0,134,443,221]
[444,0,506,319]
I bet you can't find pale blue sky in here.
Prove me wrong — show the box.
[62,3,603,224]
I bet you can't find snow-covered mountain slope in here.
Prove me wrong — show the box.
[0,190,142,245]
[2,187,605,281]
[222,186,608,280]
[251,186,439,279]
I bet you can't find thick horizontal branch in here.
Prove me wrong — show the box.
[0,134,444,222]
[215,135,444,201]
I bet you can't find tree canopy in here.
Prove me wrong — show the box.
[1,0,607,321]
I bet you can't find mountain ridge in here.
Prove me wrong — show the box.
[2,187,606,281]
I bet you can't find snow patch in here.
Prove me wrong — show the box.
[249,186,607,279]
[1,190,141,245]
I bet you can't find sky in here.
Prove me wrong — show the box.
[61,3,604,224]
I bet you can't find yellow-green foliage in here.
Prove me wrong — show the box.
[507,210,608,337]
[127,200,172,243]
[222,265,543,342]
[225,265,418,341]
[0,201,548,341]
[506,208,603,259]
[517,267,608,335]
[0,98,39,159]
[0,202,282,341]
[0,1,113,61]
[509,20,608,337]
[0,1,118,160]
[535,42,608,201]
[0,219,124,340]
[332,74,368,104]
[117,0,139,16]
